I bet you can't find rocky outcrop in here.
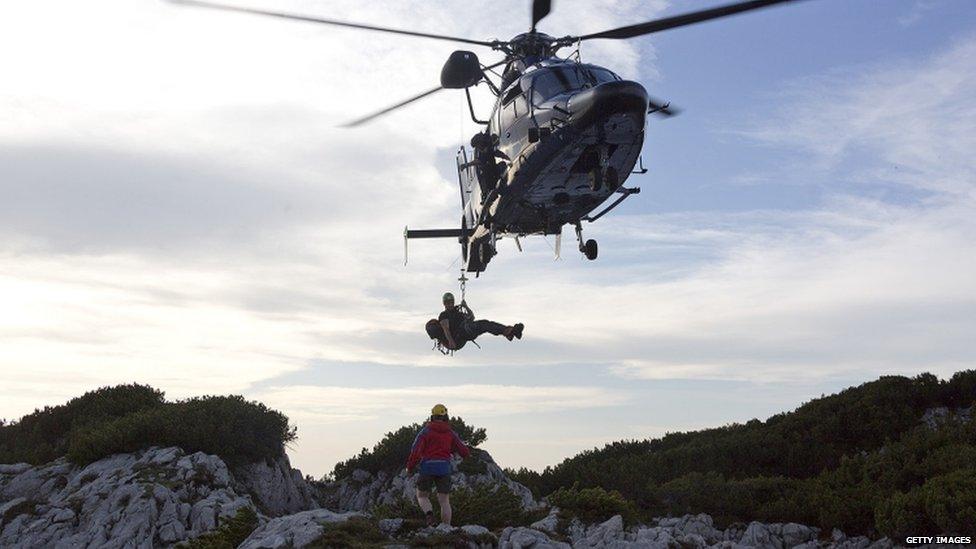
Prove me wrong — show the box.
[0,446,318,548]
[233,454,318,515]
[921,405,973,429]
[318,448,539,512]
[238,508,360,549]
[494,513,893,549]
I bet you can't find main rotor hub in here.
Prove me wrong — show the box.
[506,32,559,59]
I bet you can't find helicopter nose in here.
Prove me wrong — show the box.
[566,80,649,129]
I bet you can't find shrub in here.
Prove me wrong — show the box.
[308,516,386,548]
[410,529,496,547]
[0,384,164,465]
[549,485,639,526]
[178,506,259,549]
[650,472,813,527]
[67,395,296,466]
[332,417,486,479]
[505,467,543,497]
[373,485,531,531]
[451,484,527,528]
[877,468,976,538]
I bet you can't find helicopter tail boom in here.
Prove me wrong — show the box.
[405,229,465,239]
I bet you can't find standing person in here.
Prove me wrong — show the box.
[425,292,523,351]
[405,404,471,527]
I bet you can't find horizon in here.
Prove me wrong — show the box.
[2,0,975,479]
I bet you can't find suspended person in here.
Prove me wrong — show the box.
[405,404,471,527]
[425,292,523,352]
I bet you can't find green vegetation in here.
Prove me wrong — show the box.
[409,529,496,548]
[309,516,387,548]
[548,485,640,527]
[0,384,163,465]
[373,484,536,531]
[0,384,296,467]
[178,507,259,549]
[332,417,486,479]
[509,371,976,537]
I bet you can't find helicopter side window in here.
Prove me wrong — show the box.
[530,67,584,104]
[502,82,523,106]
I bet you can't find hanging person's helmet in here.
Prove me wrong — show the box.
[442,292,455,304]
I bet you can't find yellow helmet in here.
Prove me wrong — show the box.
[431,403,448,417]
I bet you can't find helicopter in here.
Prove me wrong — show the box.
[171,0,807,273]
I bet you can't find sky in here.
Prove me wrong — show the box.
[1,0,975,478]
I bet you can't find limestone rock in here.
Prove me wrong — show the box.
[499,525,572,548]
[238,508,360,549]
[233,453,318,516]
[318,447,538,512]
[531,506,561,533]
[0,446,321,548]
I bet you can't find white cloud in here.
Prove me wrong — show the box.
[250,384,629,424]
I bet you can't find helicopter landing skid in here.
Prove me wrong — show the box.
[582,186,640,224]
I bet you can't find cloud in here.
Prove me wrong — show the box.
[250,384,629,424]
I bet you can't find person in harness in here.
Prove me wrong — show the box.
[425,292,524,351]
[405,404,471,527]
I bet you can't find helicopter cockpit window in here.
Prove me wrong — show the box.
[588,68,620,84]
[530,66,584,104]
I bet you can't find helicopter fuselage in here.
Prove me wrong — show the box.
[458,57,649,271]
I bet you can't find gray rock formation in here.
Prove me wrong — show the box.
[238,508,360,549]
[0,446,317,548]
[499,525,572,548]
[233,454,318,515]
[318,448,538,512]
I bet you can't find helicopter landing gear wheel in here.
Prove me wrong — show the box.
[575,222,598,261]
[584,239,598,260]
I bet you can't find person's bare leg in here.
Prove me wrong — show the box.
[436,492,452,526]
[416,489,433,515]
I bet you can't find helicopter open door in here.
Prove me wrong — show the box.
[403,146,478,266]
[456,145,479,214]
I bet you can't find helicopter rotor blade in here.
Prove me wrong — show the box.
[571,0,805,41]
[648,97,680,117]
[167,0,496,47]
[341,59,509,128]
[531,0,552,32]
[341,86,445,128]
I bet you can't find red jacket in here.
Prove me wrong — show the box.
[406,420,471,472]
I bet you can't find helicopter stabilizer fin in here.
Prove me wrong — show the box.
[403,226,466,266]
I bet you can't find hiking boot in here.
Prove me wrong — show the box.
[425,511,436,527]
[513,323,524,340]
[504,326,515,341]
